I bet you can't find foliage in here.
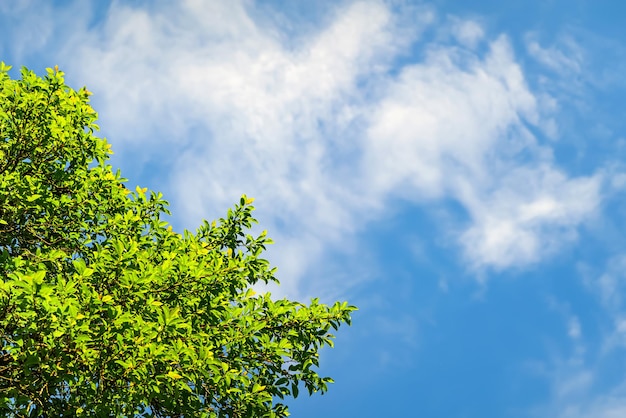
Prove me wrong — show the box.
[0,63,355,417]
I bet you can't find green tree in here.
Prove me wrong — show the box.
[0,63,355,417]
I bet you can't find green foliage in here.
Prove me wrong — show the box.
[0,63,356,417]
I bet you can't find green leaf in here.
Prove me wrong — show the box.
[167,371,183,379]
[0,65,355,417]
[72,258,86,274]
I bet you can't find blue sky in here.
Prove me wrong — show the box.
[3,0,626,416]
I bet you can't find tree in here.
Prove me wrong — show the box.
[0,63,356,417]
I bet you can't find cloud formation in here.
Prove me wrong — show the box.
[4,0,603,295]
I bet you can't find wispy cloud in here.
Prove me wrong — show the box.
[1,0,605,297]
[530,257,626,417]
[363,33,601,274]
[449,17,485,49]
[525,32,583,76]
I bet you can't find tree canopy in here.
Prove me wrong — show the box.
[0,63,355,417]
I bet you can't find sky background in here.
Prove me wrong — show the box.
[3,0,626,416]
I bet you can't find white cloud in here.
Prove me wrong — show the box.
[537,352,626,418]
[0,1,56,62]
[449,17,484,49]
[583,255,626,312]
[525,33,583,75]
[568,316,582,340]
[460,167,600,270]
[363,35,537,197]
[363,34,601,273]
[5,0,604,296]
[582,256,626,353]
[532,258,626,417]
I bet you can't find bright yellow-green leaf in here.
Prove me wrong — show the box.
[0,65,355,418]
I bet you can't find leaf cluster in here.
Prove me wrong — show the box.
[0,64,356,417]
